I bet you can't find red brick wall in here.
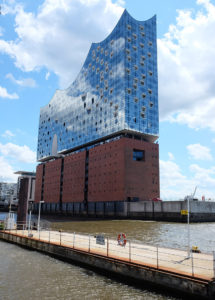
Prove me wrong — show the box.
[62,151,86,202]
[124,138,160,201]
[35,164,43,203]
[88,139,125,202]
[34,137,160,205]
[43,158,62,203]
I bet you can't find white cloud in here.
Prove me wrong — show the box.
[158,0,215,131]
[0,0,124,87]
[0,142,36,163]
[6,73,36,88]
[2,130,15,138]
[0,156,18,182]
[168,152,175,160]
[160,159,215,200]
[187,143,212,160]
[0,86,18,99]
[45,71,50,80]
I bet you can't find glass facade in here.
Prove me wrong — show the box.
[37,10,159,161]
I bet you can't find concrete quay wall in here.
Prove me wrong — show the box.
[33,200,215,222]
[1,231,215,299]
[127,201,215,222]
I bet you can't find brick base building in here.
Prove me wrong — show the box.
[34,137,159,216]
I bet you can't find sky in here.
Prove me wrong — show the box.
[0,0,215,200]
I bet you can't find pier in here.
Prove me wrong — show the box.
[1,228,215,299]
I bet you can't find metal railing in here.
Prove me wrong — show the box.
[2,222,215,280]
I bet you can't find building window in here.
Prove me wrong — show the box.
[127,88,131,94]
[127,24,131,30]
[132,33,137,39]
[140,43,144,48]
[150,102,154,107]
[134,97,138,103]
[127,37,131,42]
[126,68,130,74]
[149,71,153,76]
[133,149,145,161]
[139,25,144,31]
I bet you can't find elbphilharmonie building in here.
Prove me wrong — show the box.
[34,10,160,217]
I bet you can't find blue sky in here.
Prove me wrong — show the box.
[0,0,215,200]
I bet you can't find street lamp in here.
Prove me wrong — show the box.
[28,201,33,236]
[37,200,44,231]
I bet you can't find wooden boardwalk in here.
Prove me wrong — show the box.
[4,229,215,281]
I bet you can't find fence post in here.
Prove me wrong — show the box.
[39,229,40,241]
[88,235,90,252]
[107,237,109,257]
[73,232,75,249]
[49,230,50,243]
[129,240,131,262]
[60,231,61,246]
[157,246,159,269]
[213,251,215,279]
[191,252,194,276]
[22,224,24,236]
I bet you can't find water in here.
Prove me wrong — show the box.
[1,212,215,300]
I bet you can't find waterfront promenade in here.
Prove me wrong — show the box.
[2,229,215,281]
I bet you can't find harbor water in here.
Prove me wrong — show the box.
[1,212,215,300]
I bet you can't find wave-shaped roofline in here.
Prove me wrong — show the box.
[41,9,156,110]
